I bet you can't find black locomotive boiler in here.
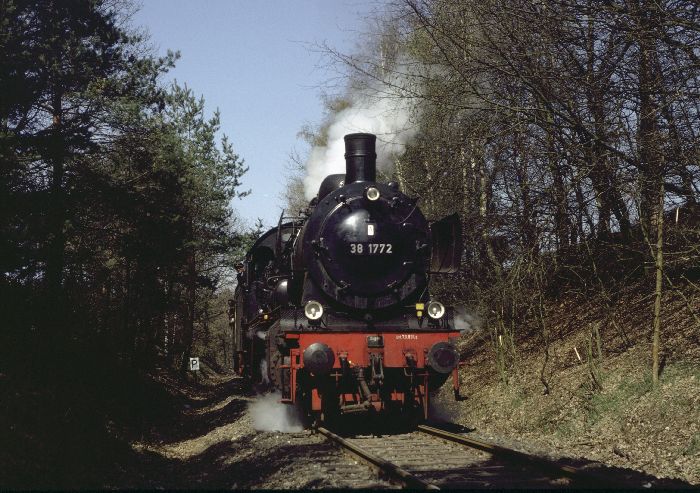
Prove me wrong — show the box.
[230,133,463,422]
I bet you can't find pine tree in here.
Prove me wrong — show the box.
[0,0,174,367]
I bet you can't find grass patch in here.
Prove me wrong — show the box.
[533,414,564,435]
[507,384,529,408]
[661,362,700,382]
[584,374,654,427]
[684,434,700,456]
[552,419,578,439]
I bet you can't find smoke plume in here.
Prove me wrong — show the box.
[453,305,482,334]
[303,63,423,199]
[248,392,304,433]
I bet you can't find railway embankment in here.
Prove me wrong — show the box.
[2,281,697,489]
[438,279,700,486]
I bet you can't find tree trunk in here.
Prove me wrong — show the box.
[45,90,66,323]
[181,245,196,375]
[544,109,570,252]
[395,157,406,193]
[635,1,663,240]
[478,153,501,279]
[41,89,66,377]
[652,180,664,385]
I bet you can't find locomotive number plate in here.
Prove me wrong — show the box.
[349,243,393,254]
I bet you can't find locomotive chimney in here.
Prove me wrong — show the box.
[344,133,376,183]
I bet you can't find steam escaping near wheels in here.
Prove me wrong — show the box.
[260,359,269,385]
[248,392,303,433]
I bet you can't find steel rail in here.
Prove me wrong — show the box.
[316,427,440,490]
[417,424,606,486]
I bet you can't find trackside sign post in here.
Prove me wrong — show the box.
[189,357,200,371]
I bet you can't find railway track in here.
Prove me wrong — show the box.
[316,423,610,489]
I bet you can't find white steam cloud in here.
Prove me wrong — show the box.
[246,326,268,341]
[454,305,482,334]
[303,63,423,200]
[248,392,304,433]
[260,359,269,385]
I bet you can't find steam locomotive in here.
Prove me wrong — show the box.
[230,133,463,423]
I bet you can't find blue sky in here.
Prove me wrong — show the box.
[133,0,382,229]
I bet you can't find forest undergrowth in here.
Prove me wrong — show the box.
[443,278,700,485]
[0,346,237,489]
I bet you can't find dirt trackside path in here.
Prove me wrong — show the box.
[108,373,250,488]
[104,373,388,489]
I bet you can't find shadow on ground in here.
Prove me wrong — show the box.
[0,361,254,490]
[2,366,695,490]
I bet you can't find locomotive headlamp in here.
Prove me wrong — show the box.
[365,186,380,201]
[304,300,324,320]
[427,301,446,320]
